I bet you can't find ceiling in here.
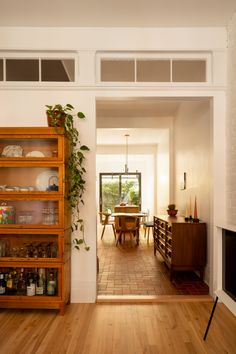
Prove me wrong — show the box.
[0,0,235,27]
[96,97,210,145]
[97,97,181,119]
[96,97,209,119]
[97,128,166,145]
[0,1,230,144]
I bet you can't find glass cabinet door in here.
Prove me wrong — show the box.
[0,266,59,296]
[0,137,61,159]
[0,199,64,227]
[0,231,64,260]
[0,166,63,193]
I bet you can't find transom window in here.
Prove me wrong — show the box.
[97,52,211,84]
[0,53,76,83]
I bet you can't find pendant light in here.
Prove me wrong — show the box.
[125,133,129,174]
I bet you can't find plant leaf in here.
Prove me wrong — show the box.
[77,112,85,119]
[80,145,90,151]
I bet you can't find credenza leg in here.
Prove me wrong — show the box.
[199,268,204,280]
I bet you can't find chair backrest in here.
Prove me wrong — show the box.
[119,216,139,232]
[99,212,111,225]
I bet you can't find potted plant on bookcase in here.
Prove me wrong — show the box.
[46,103,90,251]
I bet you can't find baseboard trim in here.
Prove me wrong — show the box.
[96,294,213,303]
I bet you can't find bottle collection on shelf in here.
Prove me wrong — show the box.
[0,241,58,258]
[0,268,57,296]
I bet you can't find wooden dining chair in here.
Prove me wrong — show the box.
[143,220,154,243]
[99,211,116,239]
[116,216,139,246]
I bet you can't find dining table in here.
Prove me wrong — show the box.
[111,212,146,245]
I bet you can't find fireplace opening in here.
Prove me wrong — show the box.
[222,229,236,302]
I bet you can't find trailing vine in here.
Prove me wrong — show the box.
[46,103,90,251]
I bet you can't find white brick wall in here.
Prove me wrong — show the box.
[227,12,236,224]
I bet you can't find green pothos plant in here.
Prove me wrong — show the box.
[46,103,90,251]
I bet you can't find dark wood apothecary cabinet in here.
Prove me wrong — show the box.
[154,215,207,280]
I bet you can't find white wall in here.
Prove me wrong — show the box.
[0,89,97,303]
[156,130,170,213]
[227,13,236,225]
[173,100,212,284]
[0,26,228,302]
[0,27,227,51]
[97,116,173,216]
[96,144,156,217]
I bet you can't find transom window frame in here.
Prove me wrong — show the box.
[0,51,79,86]
[96,51,212,86]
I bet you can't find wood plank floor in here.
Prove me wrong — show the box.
[0,302,235,354]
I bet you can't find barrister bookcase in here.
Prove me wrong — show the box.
[0,127,71,315]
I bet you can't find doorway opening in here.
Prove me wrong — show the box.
[96,96,211,298]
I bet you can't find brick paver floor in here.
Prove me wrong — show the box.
[97,224,209,296]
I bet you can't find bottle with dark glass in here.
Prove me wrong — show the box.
[0,273,6,295]
[12,268,18,294]
[50,243,58,258]
[17,268,26,295]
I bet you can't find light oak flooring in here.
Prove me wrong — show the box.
[97,224,209,296]
[0,302,236,354]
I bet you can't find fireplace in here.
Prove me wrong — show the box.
[214,225,236,316]
[222,229,236,302]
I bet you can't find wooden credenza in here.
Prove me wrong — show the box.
[153,215,207,280]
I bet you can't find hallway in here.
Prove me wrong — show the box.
[97,224,209,296]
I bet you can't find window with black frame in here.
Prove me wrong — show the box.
[99,173,141,213]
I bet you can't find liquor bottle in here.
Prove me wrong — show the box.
[47,271,56,295]
[0,273,6,295]
[17,268,26,295]
[6,273,14,295]
[33,268,38,285]
[11,268,18,294]
[36,268,45,295]
[26,272,35,296]
[50,243,58,258]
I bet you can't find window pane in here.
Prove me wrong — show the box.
[41,59,74,82]
[100,174,120,212]
[137,60,171,82]
[121,175,140,206]
[6,59,39,81]
[0,59,3,81]
[172,60,206,82]
[101,60,135,82]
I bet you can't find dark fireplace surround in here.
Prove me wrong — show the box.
[222,229,236,302]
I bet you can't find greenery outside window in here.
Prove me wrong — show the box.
[99,173,141,212]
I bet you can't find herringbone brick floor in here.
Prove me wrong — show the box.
[97,224,209,296]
